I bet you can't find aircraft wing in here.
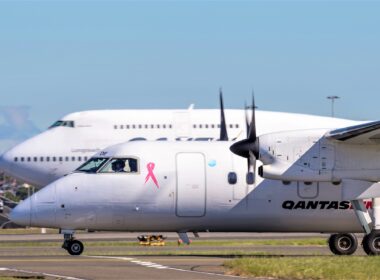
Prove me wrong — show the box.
[326,120,380,144]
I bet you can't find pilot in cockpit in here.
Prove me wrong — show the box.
[111,159,126,172]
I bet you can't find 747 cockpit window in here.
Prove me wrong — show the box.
[49,120,75,128]
[99,158,139,173]
[76,157,109,173]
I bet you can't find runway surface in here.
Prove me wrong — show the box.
[0,232,366,279]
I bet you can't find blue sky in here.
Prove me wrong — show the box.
[1,1,379,129]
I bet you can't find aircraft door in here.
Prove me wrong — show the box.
[176,153,206,217]
[173,112,191,138]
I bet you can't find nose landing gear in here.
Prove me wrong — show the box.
[61,231,84,256]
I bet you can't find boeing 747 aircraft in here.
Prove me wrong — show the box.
[0,104,357,187]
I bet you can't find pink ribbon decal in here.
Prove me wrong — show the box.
[145,162,159,188]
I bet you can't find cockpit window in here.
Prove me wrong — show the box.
[99,158,139,173]
[49,120,75,128]
[76,157,109,173]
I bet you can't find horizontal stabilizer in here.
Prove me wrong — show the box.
[326,120,380,144]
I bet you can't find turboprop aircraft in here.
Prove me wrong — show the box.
[10,97,380,256]
[0,94,359,188]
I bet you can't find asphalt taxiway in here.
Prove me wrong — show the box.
[0,232,366,279]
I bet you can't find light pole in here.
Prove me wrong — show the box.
[327,96,340,117]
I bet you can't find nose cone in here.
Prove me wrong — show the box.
[0,150,14,175]
[0,140,49,187]
[9,198,31,227]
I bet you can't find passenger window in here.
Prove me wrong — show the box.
[163,124,166,129]
[27,157,31,162]
[78,156,82,161]
[120,125,124,129]
[228,172,237,184]
[126,125,130,129]
[14,157,18,162]
[65,157,69,161]
[21,157,24,162]
[193,124,196,128]
[99,158,139,173]
[46,157,50,162]
[145,125,148,129]
[40,157,44,162]
[71,156,75,161]
[169,124,172,129]
[33,157,37,162]
[114,125,117,129]
[52,157,56,162]
[246,172,254,184]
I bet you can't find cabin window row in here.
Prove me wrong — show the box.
[114,124,173,130]
[14,156,88,163]
[114,124,240,130]
[228,172,255,185]
[193,124,240,129]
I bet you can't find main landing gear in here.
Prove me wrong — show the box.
[328,233,358,255]
[61,230,84,256]
[351,198,380,255]
[362,230,380,255]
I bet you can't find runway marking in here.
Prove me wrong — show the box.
[0,267,87,280]
[87,255,246,279]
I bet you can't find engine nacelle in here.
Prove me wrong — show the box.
[257,129,335,182]
[257,128,380,183]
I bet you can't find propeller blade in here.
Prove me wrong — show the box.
[219,88,228,141]
[247,93,257,142]
[244,101,250,138]
[248,150,256,171]
[246,150,256,184]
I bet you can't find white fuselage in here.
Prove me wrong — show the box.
[0,109,360,187]
[12,141,364,233]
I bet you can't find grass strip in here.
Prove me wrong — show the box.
[0,238,327,248]
[225,256,380,280]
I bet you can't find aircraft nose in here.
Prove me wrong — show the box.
[9,198,31,227]
[0,149,14,174]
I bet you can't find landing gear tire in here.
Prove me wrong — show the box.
[328,233,358,255]
[362,230,380,256]
[67,240,84,256]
